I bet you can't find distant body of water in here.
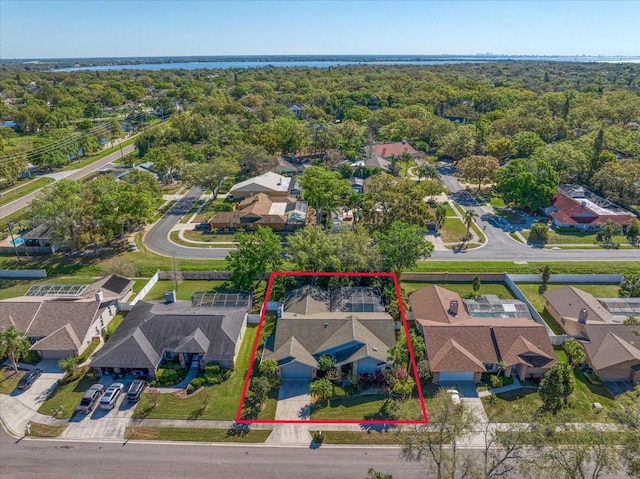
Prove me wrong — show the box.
[55,56,640,72]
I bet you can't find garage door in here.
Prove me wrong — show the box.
[439,371,475,382]
[39,350,74,360]
[280,362,313,380]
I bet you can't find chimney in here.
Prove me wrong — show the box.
[578,308,588,324]
[381,148,387,157]
[165,290,177,304]
[95,290,104,302]
[449,300,459,316]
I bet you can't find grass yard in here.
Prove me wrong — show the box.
[320,430,405,444]
[523,228,629,246]
[0,177,54,207]
[438,218,468,243]
[124,426,271,442]
[401,280,514,299]
[517,283,620,314]
[38,369,96,419]
[104,312,127,338]
[494,208,526,225]
[28,422,67,438]
[169,231,234,248]
[133,324,257,420]
[442,204,457,217]
[407,261,640,274]
[0,367,23,394]
[145,279,228,301]
[182,230,238,243]
[311,394,390,420]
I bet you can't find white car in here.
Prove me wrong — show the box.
[446,388,461,405]
[99,382,124,410]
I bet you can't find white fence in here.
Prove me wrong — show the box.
[117,270,160,311]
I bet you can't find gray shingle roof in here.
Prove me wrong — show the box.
[91,299,250,370]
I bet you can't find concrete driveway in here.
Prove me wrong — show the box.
[61,377,138,440]
[266,380,311,445]
[9,362,64,413]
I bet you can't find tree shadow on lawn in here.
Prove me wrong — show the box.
[573,367,614,400]
[226,423,251,438]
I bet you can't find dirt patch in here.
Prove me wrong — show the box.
[173,390,187,399]
[3,369,23,380]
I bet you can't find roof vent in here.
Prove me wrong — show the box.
[95,290,104,302]
[449,300,459,317]
[578,308,588,324]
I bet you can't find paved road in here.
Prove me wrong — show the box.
[0,429,425,479]
[0,144,136,219]
[144,179,640,262]
[144,186,232,259]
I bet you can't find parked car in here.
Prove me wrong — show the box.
[126,379,147,401]
[16,369,42,390]
[194,222,211,231]
[446,388,461,405]
[76,384,105,413]
[99,382,124,410]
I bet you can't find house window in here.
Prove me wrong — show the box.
[484,363,495,372]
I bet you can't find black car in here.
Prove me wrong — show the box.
[194,222,211,231]
[126,379,147,401]
[16,369,42,390]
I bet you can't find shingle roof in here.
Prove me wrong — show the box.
[91,299,250,370]
[493,326,556,368]
[28,301,100,341]
[544,286,613,323]
[31,323,81,352]
[409,285,472,325]
[582,324,640,371]
[229,172,291,195]
[372,142,418,158]
[423,325,496,372]
[283,286,386,315]
[0,302,41,332]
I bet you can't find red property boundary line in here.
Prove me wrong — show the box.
[235,271,429,425]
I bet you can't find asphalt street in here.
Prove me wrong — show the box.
[0,143,137,220]
[0,429,425,479]
[144,186,232,259]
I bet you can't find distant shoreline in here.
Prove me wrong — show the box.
[2,54,638,70]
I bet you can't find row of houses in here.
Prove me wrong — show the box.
[1,275,638,385]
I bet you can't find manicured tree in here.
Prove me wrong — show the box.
[529,223,550,244]
[463,209,478,241]
[627,219,640,245]
[541,265,552,286]
[249,376,272,407]
[435,204,447,230]
[258,359,279,379]
[596,220,623,245]
[58,357,79,376]
[539,363,575,412]
[564,338,585,368]
[0,326,32,373]
[310,378,333,403]
[472,275,481,293]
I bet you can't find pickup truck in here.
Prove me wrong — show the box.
[76,384,105,414]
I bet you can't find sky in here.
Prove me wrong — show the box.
[1,0,639,59]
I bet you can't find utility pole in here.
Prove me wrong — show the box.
[7,221,21,263]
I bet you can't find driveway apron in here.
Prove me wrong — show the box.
[266,380,311,445]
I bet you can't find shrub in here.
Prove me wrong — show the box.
[333,386,347,397]
[186,383,195,394]
[156,368,179,385]
[490,375,502,388]
[206,375,222,385]
[529,223,549,243]
[189,377,205,390]
[503,376,514,386]
[222,369,232,381]
[205,364,221,376]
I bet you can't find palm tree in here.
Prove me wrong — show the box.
[435,204,448,230]
[310,378,333,403]
[58,356,79,376]
[463,209,478,242]
[416,163,438,181]
[0,326,32,373]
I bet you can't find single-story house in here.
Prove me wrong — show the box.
[209,193,308,232]
[581,324,640,382]
[91,292,252,378]
[0,274,134,359]
[543,184,636,231]
[409,285,555,383]
[543,286,614,337]
[274,158,299,176]
[228,171,292,200]
[371,141,419,160]
[263,286,395,379]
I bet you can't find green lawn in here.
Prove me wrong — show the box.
[311,394,392,420]
[28,422,67,438]
[494,209,526,225]
[105,312,127,338]
[125,426,271,442]
[406,261,640,274]
[0,367,23,394]
[145,279,228,301]
[320,430,405,444]
[169,231,234,248]
[133,325,257,420]
[517,283,621,314]
[38,369,96,419]
[523,229,628,246]
[401,281,514,299]
[0,177,54,207]
[182,230,238,243]
[482,350,614,423]
[438,218,468,243]
[442,204,457,217]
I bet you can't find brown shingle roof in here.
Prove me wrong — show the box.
[423,325,497,372]
[493,325,556,368]
[372,142,418,158]
[0,302,41,332]
[409,285,472,325]
[544,286,612,323]
[31,323,81,352]
[583,324,640,371]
